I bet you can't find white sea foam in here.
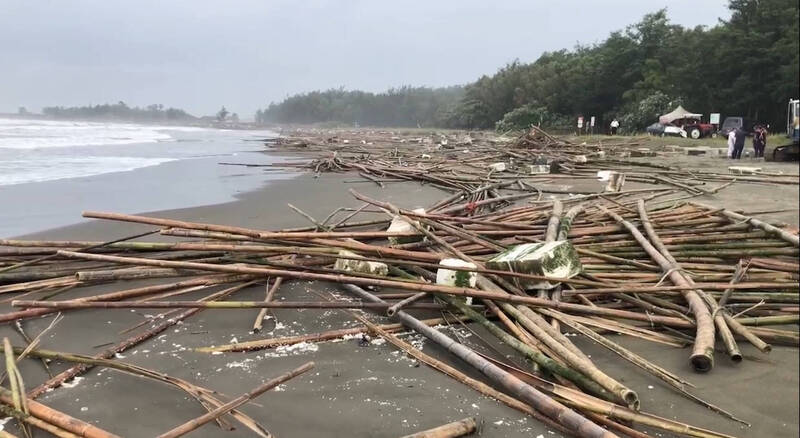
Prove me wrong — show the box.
[0,118,176,149]
[0,118,197,186]
[0,156,176,185]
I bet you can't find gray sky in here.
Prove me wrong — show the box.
[0,0,730,118]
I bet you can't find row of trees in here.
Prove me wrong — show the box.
[42,102,196,122]
[256,86,464,128]
[257,0,799,133]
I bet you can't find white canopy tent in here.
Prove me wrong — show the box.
[659,106,702,124]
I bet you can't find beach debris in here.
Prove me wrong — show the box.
[528,164,550,174]
[486,241,583,289]
[399,417,477,438]
[436,259,478,289]
[488,162,507,172]
[436,258,478,305]
[387,208,426,245]
[334,250,389,276]
[0,125,797,437]
[728,166,762,175]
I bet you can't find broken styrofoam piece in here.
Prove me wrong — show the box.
[486,241,583,290]
[334,250,389,276]
[436,258,478,305]
[728,166,762,175]
[528,164,550,174]
[572,155,588,163]
[436,259,477,288]
[387,208,426,245]
[603,172,625,192]
[488,162,507,172]
[630,149,655,157]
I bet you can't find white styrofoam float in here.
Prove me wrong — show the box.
[528,164,550,174]
[333,250,389,276]
[387,208,426,245]
[436,258,478,305]
[486,241,582,290]
[488,162,507,172]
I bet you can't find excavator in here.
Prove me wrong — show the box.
[772,98,799,161]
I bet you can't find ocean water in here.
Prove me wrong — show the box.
[0,118,274,186]
[0,118,290,236]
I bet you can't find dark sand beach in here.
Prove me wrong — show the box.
[1,149,797,437]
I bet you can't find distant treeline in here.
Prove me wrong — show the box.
[257,0,799,132]
[42,102,196,122]
[256,86,464,127]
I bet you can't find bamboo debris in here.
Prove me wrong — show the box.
[0,126,797,437]
[15,347,271,437]
[157,361,313,438]
[0,386,122,438]
[341,283,617,438]
[599,206,717,372]
[399,417,477,438]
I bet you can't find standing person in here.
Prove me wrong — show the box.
[727,129,736,158]
[732,127,746,159]
[610,119,619,135]
[752,125,766,158]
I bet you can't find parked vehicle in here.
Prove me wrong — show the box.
[674,118,715,139]
[657,106,711,139]
[645,122,665,136]
[772,98,799,161]
[718,117,754,138]
[645,122,686,137]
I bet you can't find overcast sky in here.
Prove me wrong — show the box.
[0,0,730,118]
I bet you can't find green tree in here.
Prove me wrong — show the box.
[216,106,229,121]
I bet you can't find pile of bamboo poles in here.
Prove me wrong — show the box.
[259,126,799,191]
[0,126,797,436]
[0,169,797,437]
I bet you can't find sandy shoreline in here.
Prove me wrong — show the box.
[1,142,798,437]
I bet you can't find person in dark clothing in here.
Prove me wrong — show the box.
[732,127,746,159]
[752,125,767,158]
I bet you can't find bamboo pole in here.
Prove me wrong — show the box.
[0,386,121,438]
[82,210,419,240]
[15,347,271,437]
[48,250,698,325]
[399,417,477,438]
[436,294,611,400]
[386,292,428,316]
[541,309,749,426]
[340,283,617,438]
[198,316,468,353]
[0,229,159,275]
[0,403,81,438]
[354,313,573,436]
[599,206,716,373]
[637,201,742,363]
[0,274,250,324]
[26,279,251,399]
[12,300,452,311]
[690,201,799,246]
[157,361,313,438]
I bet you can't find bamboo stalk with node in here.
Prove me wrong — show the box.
[599,205,717,373]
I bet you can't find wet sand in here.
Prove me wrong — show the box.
[2,159,798,437]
